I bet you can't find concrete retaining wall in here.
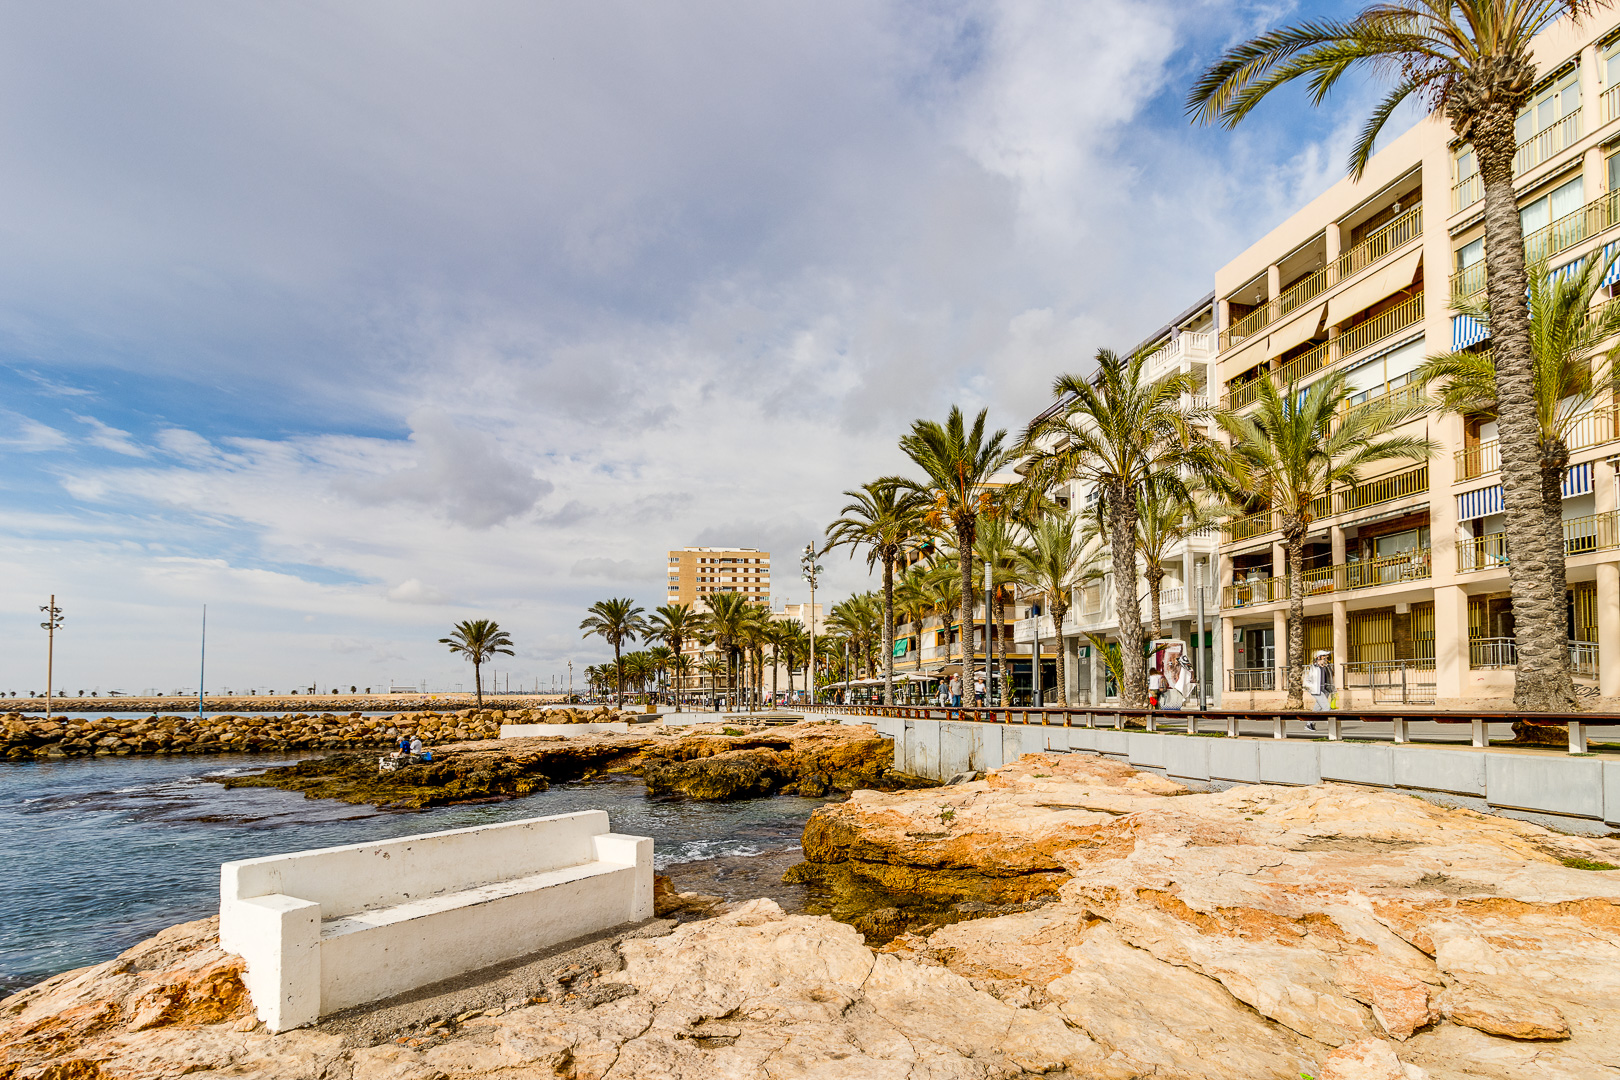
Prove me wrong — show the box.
[501,722,631,736]
[220,811,652,1032]
[812,712,1620,829]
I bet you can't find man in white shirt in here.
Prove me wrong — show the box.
[1303,650,1334,725]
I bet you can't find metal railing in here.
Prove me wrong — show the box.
[1220,207,1422,351]
[1572,640,1600,677]
[1452,111,1584,213]
[1454,441,1501,481]
[1344,548,1433,589]
[1470,637,1517,668]
[1345,381,1425,419]
[1564,510,1620,554]
[1457,532,1510,572]
[1223,508,1278,543]
[1340,462,1429,513]
[1230,667,1275,692]
[1452,190,1620,302]
[1345,659,1437,705]
[1223,549,1432,606]
[1223,294,1424,411]
[1224,577,1286,608]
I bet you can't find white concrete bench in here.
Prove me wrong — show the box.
[219,810,652,1032]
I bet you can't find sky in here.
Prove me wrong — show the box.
[0,0,1408,695]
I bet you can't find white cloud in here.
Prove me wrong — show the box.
[387,578,452,605]
[0,411,69,451]
[76,415,148,457]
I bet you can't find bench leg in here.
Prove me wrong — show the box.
[1569,721,1588,755]
[1226,717,1239,738]
[1145,713,1157,733]
[1392,718,1408,744]
[1471,718,1486,749]
[1272,716,1285,740]
[1327,717,1341,741]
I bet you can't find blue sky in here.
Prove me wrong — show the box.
[0,0,1403,694]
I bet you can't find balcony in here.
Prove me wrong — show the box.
[1451,190,1620,302]
[1454,441,1501,481]
[1220,465,1428,545]
[1155,586,1216,613]
[1455,410,1618,482]
[1457,511,1620,572]
[1219,206,1422,352]
[1453,111,1583,213]
[1224,293,1425,411]
[1607,83,1620,124]
[1141,330,1214,384]
[1223,549,1433,607]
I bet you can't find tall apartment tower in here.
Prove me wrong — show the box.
[666,547,771,608]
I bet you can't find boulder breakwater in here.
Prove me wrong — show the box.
[0,706,642,760]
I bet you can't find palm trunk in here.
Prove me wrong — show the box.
[1285,527,1305,710]
[1476,115,1575,713]
[473,659,483,710]
[1107,484,1147,706]
[1145,565,1165,639]
[958,523,976,691]
[1050,592,1070,705]
[882,556,895,707]
[613,643,622,706]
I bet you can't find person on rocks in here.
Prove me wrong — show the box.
[1303,649,1334,726]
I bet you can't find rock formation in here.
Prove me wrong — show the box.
[7,751,1619,1079]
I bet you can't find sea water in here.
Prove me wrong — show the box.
[0,753,829,993]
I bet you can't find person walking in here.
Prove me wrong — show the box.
[1303,650,1334,726]
[949,672,962,707]
[1146,666,1163,710]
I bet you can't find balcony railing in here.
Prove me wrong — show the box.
[1458,512,1620,570]
[1224,294,1425,411]
[1457,531,1510,572]
[1452,190,1620,303]
[1219,206,1423,351]
[1156,586,1215,610]
[1607,84,1620,124]
[1572,640,1600,677]
[1454,441,1501,481]
[1340,462,1429,513]
[1452,110,1585,213]
[1346,380,1425,419]
[1141,330,1214,384]
[1222,549,1432,607]
[1223,509,1278,543]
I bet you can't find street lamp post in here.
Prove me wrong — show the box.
[39,596,63,720]
[801,544,822,706]
[983,558,994,708]
[567,659,573,701]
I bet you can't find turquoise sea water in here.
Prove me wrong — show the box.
[0,753,828,994]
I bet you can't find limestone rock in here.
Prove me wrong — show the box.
[1321,1037,1429,1080]
[1436,986,1570,1040]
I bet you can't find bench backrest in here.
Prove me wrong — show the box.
[221,810,611,918]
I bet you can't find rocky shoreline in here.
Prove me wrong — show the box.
[0,706,643,760]
[219,720,932,809]
[7,751,1620,1078]
[0,693,570,715]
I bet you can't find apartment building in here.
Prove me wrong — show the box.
[665,547,771,607]
[1015,11,1620,711]
[1208,12,1620,709]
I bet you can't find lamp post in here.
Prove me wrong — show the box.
[567,659,573,701]
[198,605,206,718]
[983,557,994,709]
[39,596,62,720]
[801,544,822,706]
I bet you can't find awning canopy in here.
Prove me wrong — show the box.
[1267,304,1325,357]
[1327,247,1422,326]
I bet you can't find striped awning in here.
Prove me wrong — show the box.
[1455,462,1595,520]
[1603,240,1620,289]
[1452,314,1489,350]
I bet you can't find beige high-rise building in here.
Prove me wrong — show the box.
[666,547,771,608]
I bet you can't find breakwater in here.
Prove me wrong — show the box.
[0,706,639,759]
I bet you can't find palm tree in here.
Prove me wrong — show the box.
[1215,371,1434,708]
[824,478,928,707]
[1012,512,1094,706]
[699,654,727,702]
[669,652,695,707]
[972,515,1023,705]
[649,603,697,699]
[579,598,649,706]
[699,591,753,710]
[899,407,1017,685]
[1188,0,1596,711]
[1419,251,1620,724]
[1081,483,1215,639]
[438,619,515,710]
[1021,350,1212,706]
[645,645,675,703]
[778,619,810,702]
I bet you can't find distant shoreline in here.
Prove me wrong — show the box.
[1,693,576,714]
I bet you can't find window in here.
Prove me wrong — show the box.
[1609,151,1620,193]
[1517,68,1580,143]
[1454,147,1476,186]
[1606,40,1620,87]
[1519,175,1584,235]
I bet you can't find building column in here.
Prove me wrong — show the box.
[1221,615,1235,700]
[1600,563,1620,701]
[1324,222,1341,264]
[1332,599,1349,703]
[1435,583,1469,705]
[1273,607,1289,689]
[1266,264,1281,301]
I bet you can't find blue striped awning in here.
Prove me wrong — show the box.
[1452,314,1489,350]
[1603,240,1620,288]
[1456,463,1594,521]
[1456,484,1503,521]
[1564,460,1593,497]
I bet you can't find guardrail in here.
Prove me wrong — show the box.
[1224,295,1425,411]
[813,701,1617,754]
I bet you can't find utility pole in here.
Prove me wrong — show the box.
[1196,558,1208,711]
[567,659,573,700]
[198,605,207,718]
[39,596,63,719]
[801,544,822,706]
[1034,596,1043,708]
